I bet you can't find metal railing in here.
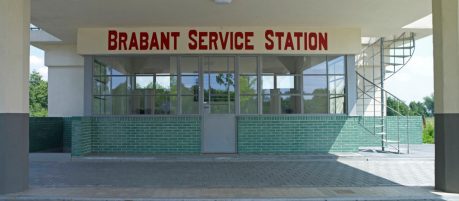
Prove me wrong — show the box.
[357,72,421,153]
[355,32,417,154]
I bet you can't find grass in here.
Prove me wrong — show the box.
[423,117,434,144]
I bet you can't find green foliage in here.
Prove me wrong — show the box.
[387,97,411,116]
[423,117,435,144]
[423,94,434,116]
[409,101,428,116]
[386,95,436,144]
[29,71,48,117]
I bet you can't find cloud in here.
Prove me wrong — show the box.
[30,55,48,81]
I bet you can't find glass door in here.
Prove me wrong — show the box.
[203,57,235,114]
[201,56,236,153]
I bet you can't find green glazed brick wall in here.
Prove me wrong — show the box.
[29,117,64,152]
[63,117,73,152]
[386,116,423,144]
[71,117,92,156]
[71,116,201,155]
[237,115,423,153]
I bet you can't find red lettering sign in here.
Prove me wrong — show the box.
[107,29,328,52]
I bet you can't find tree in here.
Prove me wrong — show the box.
[409,101,428,116]
[386,97,411,116]
[29,71,48,117]
[423,94,434,117]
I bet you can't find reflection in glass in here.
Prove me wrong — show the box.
[304,95,328,114]
[93,78,110,95]
[181,57,199,74]
[111,76,127,95]
[181,95,199,114]
[136,75,154,89]
[112,96,128,115]
[329,76,345,94]
[303,76,327,94]
[240,95,257,114]
[262,95,273,114]
[328,56,345,74]
[156,75,177,95]
[262,75,274,94]
[330,95,345,114]
[239,75,257,95]
[280,95,301,114]
[155,96,177,114]
[262,56,302,74]
[181,75,199,95]
[203,56,235,114]
[277,75,299,94]
[303,56,327,74]
[239,57,257,74]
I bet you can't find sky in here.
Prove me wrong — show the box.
[29,35,434,102]
[30,45,47,80]
[385,35,434,102]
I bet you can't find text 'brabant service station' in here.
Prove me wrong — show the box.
[107,29,328,51]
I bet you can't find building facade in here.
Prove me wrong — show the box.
[30,26,423,155]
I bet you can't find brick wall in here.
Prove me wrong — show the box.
[237,115,423,153]
[71,117,92,156]
[63,117,73,152]
[29,117,63,152]
[69,115,422,155]
[71,116,201,156]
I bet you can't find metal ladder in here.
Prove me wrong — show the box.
[356,32,416,153]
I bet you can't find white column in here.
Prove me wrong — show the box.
[432,0,459,193]
[41,44,85,117]
[0,0,30,194]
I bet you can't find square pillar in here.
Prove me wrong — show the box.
[432,0,459,193]
[0,0,30,194]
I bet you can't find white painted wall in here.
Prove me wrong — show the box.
[42,44,85,117]
[47,66,84,117]
[0,0,30,113]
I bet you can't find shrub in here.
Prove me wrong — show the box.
[423,118,434,144]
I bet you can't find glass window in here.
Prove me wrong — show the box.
[181,95,199,114]
[262,95,276,114]
[280,95,301,114]
[181,57,199,75]
[136,75,154,89]
[240,95,258,114]
[303,56,327,74]
[303,76,327,94]
[91,55,347,116]
[181,75,199,95]
[239,56,257,74]
[155,96,177,114]
[239,75,257,95]
[330,95,345,114]
[111,76,127,95]
[329,76,345,94]
[112,96,128,115]
[328,56,345,75]
[277,75,300,94]
[304,95,328,114]
[262,75,274,94]
[156,75,177,95]
[262,56,302,74]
